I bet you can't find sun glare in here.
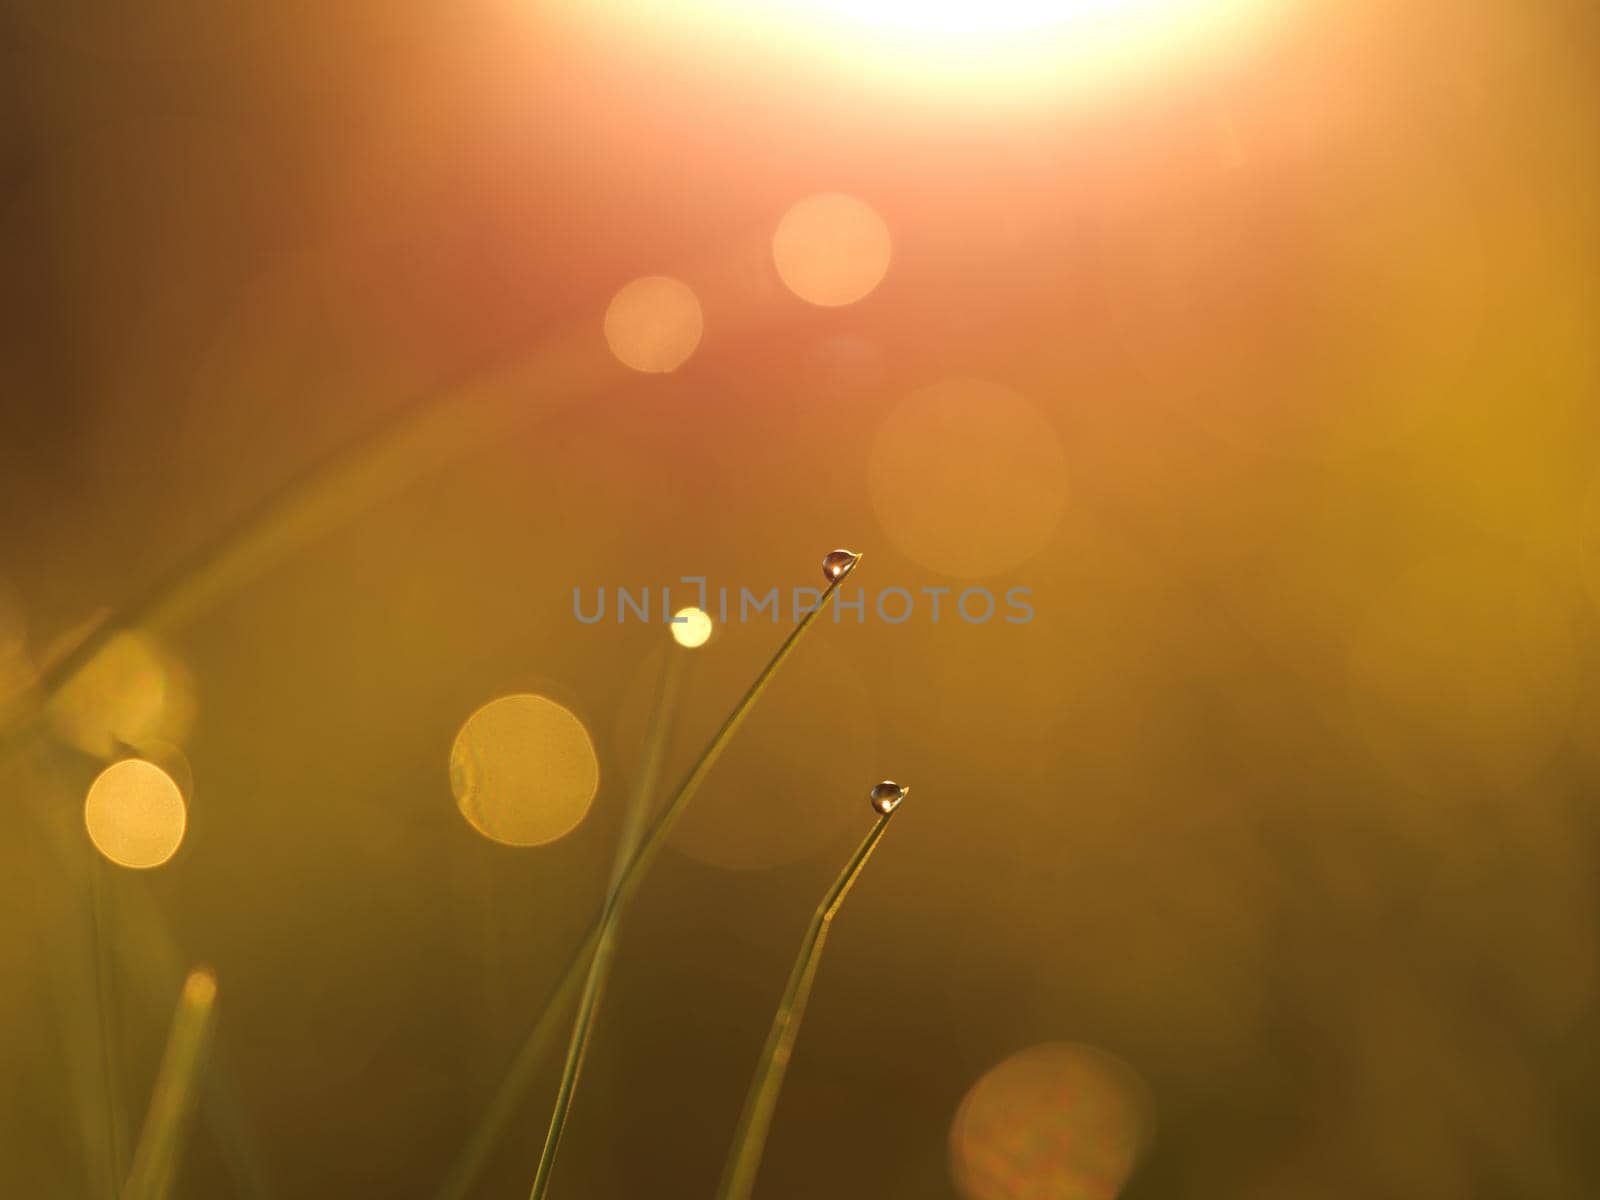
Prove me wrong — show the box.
[810,0,1160,34]
[575,0,1282,102]
[671,607,714,649]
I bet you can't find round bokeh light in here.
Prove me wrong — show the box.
[951,1042,1154,1200]
[84,758,188,870]
[450,694,601,847]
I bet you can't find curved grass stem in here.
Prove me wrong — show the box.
[525,576,848,1200]
[526,642,687,1198]
[435,565,855,1200]
[0,339,609,753]
[715,799,903,1200]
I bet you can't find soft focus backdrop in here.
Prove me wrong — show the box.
[2,1,1598,1197]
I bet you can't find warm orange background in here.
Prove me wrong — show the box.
[1,1,1597,1197]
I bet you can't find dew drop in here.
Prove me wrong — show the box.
[869,780,908,815]
[823,548,861,583]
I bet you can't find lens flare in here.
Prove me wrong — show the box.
[809,0,1164,33]
[572,0,1283,105]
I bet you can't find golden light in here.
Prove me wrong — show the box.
[84,758,188,870]
[808,0,1172,33]
[450,694,600,847]
[869,379,1068,577]
[951,1042,1154,1200]
[603,275,704,373]
[670,606,714,649]
[571,0,1284,105]
[772,194,892,307]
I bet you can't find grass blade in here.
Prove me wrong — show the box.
[437,556,858,1200]
[0,338,611,753]
[526,567,854,1199]
[123,967,219,1200]
[527,638,687,1198]
[714,782,908,1200]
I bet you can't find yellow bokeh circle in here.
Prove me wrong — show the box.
[84,758,188,870]
[603,275,704,373]
[772,193,892,307]
[450,694,600,847]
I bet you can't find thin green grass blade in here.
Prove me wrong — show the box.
[0,241,809,757]
[123,968,219,1200]
[15,747,271,1200]
[715,797,905,1200]
[438,565,855,1200]
[527,642,687,1198]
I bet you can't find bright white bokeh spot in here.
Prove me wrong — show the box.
[670,607,714,649]
[811,0,1169,33]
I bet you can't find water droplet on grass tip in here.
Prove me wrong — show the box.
[823,549,861,582]
[870,781,908,814]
